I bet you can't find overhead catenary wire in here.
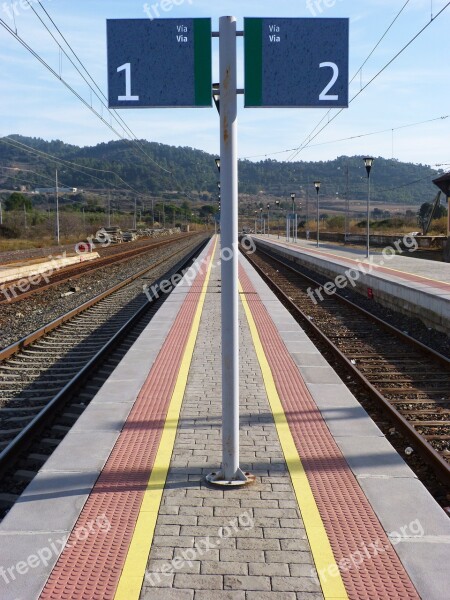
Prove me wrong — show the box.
[286,1,450,163]
[0,10,198,201]
[241,114,450,160]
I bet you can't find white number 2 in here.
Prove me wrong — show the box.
[117,63,139,102]
[319,62,339,101]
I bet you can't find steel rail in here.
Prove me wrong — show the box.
[242,243,450,488]
[0,233,195,305]
[0,238,209,478]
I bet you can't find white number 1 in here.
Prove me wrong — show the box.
[319,62,339,101]
[117,63,139,101]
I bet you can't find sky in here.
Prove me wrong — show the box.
[0,0,449,169]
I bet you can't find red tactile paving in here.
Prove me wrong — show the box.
[275,240,450,292]
[39,245,214,600]
[240,266,420,600]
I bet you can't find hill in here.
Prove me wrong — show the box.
[0,135,443,205]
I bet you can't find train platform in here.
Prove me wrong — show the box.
[0,235,449,600]
[252,234,450,333]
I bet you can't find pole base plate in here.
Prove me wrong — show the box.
[205,468,255,488]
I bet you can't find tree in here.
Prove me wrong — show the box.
[5,192,32,211]
[417,201,448,233]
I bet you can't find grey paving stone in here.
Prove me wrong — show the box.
[140,247,322,599]
[141,589,193,600]
[247,593,297,600]
[272,576,322,592]
[194,592,245,600]
[224,575,271,591]
[201,561,248,575]
[174,574,222,590]
[249,563,290,576]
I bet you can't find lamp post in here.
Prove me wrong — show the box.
[260,206,263,233]
[363,157,374,258]
[55,169,60,245]
[290,193,295,243]
[266,203,270,236]
[314,181,321,248]
[275,200,280,238]
[254,210,257,234]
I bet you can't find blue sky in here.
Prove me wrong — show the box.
[0,0,449,167]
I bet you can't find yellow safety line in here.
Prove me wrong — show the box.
[264,236,449,286]
[114,237,217,600]
[239,281,348,600]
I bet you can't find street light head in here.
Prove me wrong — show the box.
[215,158,221,172]
[267,203,270,209]
[290,193,295,201]
[363,157,374,177]
[275,200,280,206]
[314,181,321,193]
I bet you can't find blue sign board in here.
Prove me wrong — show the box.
[107,19,212,108]
[245,18,349,108]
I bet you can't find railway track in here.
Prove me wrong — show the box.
[242,242,450,491]
[0,235,209,511]
[0,233,194,305]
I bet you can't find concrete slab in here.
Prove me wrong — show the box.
[41,431,119,473]
[69,402,132,433]
[357,477,449,537]
[392,540,450,600]
[296,366,343,385]
[0,532,67,600]
[0,471,97,533]
[89,377,143,404]
[334,436,417,478]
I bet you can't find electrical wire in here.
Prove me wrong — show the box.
[242,114,450,160]
[0,10,196,200]
[0,136,146,196]
[286,1,450,163]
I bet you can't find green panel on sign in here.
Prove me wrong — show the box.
[194,18,212,107]
[244,18,263,107]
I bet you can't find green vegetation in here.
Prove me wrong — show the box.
[0,135,444,205]
[5,192,32,211]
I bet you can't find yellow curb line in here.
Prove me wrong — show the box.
[114,237,217,600]
[239,280,348,600]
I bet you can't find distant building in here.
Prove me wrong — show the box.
[35,187,78,194]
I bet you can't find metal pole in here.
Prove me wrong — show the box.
[207,16,248,486]
[366,174,371,258]
[108,191,111,227]
[56,169,60,245]
[316,190,320,248]
[344,165,349,243]
[0,199,2,225]
[267,208,270,236]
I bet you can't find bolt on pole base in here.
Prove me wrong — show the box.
[206,468,255,488]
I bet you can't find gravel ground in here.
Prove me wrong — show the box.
[275,252,450,358]
[0,234,207,350]
[0,232,185,265]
